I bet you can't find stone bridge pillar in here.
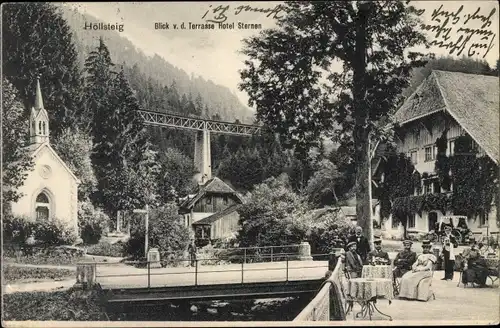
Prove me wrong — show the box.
[298,241,313,261]
[194,128,211,184]
[74,263,96,289]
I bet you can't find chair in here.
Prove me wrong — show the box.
[427,270,436,300]
[392,267,402,297]
[486,258,499,286]
[456,254,472,288]
[340,266,355,315]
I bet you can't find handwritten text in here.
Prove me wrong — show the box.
[418,4,497,58]
[201,4,284,24]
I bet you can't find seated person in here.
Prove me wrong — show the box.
[462,238,489,287]
[345,241,363,278]
[368,237,390,265]
[393,240,417,278]
[398,240,436,301]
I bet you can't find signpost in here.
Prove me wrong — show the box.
[133,204,149,258]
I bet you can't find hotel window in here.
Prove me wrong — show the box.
[224,196,228,205]
[392,218,399,228]
[410,150,418,164]
[408,214,416,229]
[424,181,432,194]
[432,179,441,194]
[479,213,488,227]
[471,141,479,152]
[424,146,434,162]
[206,196,212,205]
[448,140,455,156]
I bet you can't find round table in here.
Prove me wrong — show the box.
[362,265,393,279]
[347,278,393,321]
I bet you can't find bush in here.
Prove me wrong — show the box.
[3,215,77,246]
[3,214,34,244]
[33,218,78,246]
[197,244,230,265]
[3,290,107,321]
[86,241,124,257]
[3,245,85,265]
[237,175,310,248]
[124,203,190,260]
[309,208,354,255]
[78,202,110,244]
[3,264,74,283]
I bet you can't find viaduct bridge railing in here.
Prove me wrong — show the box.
[138,109,261,136]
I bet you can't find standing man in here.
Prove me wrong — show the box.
[348,226,371,264]
[441,224,458,280]
[188,239,197,267]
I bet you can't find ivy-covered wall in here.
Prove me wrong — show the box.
[379,131,499,233]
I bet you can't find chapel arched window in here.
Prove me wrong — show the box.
[35,192,50,221]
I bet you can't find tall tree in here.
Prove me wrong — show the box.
[83,37,116,134]
[85,40,159,216]
[158,148,197,202]
[1,78,34,211]
[239,1,429,244]
[2,2,83,137]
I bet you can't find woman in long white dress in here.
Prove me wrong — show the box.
[398,240,436,301]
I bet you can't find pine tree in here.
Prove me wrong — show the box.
[83,37,116,134]
[85,40,159,216]
[2,3,83,137]
[1,78,34,210]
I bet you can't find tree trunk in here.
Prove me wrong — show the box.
[402,216,408,240]
[352,2,373,247]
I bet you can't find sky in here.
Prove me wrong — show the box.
[66,1,499,108]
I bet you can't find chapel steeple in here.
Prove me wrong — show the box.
[29,76,50,144]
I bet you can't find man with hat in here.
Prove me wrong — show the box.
[393,239,417,278]
[347,226,371,264]
[345,240,363,278]
[442,224,458,280]
[368,237,390,265]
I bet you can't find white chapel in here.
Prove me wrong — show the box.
[10,77,80,233]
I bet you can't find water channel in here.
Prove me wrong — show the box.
[107,295,314,321]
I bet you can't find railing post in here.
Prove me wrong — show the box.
[244,248,247,264]
[148,261,151,289]
[286,256,289,282]
[271,247,273,262]
[241,261,244,284]
[195,259,198,286]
